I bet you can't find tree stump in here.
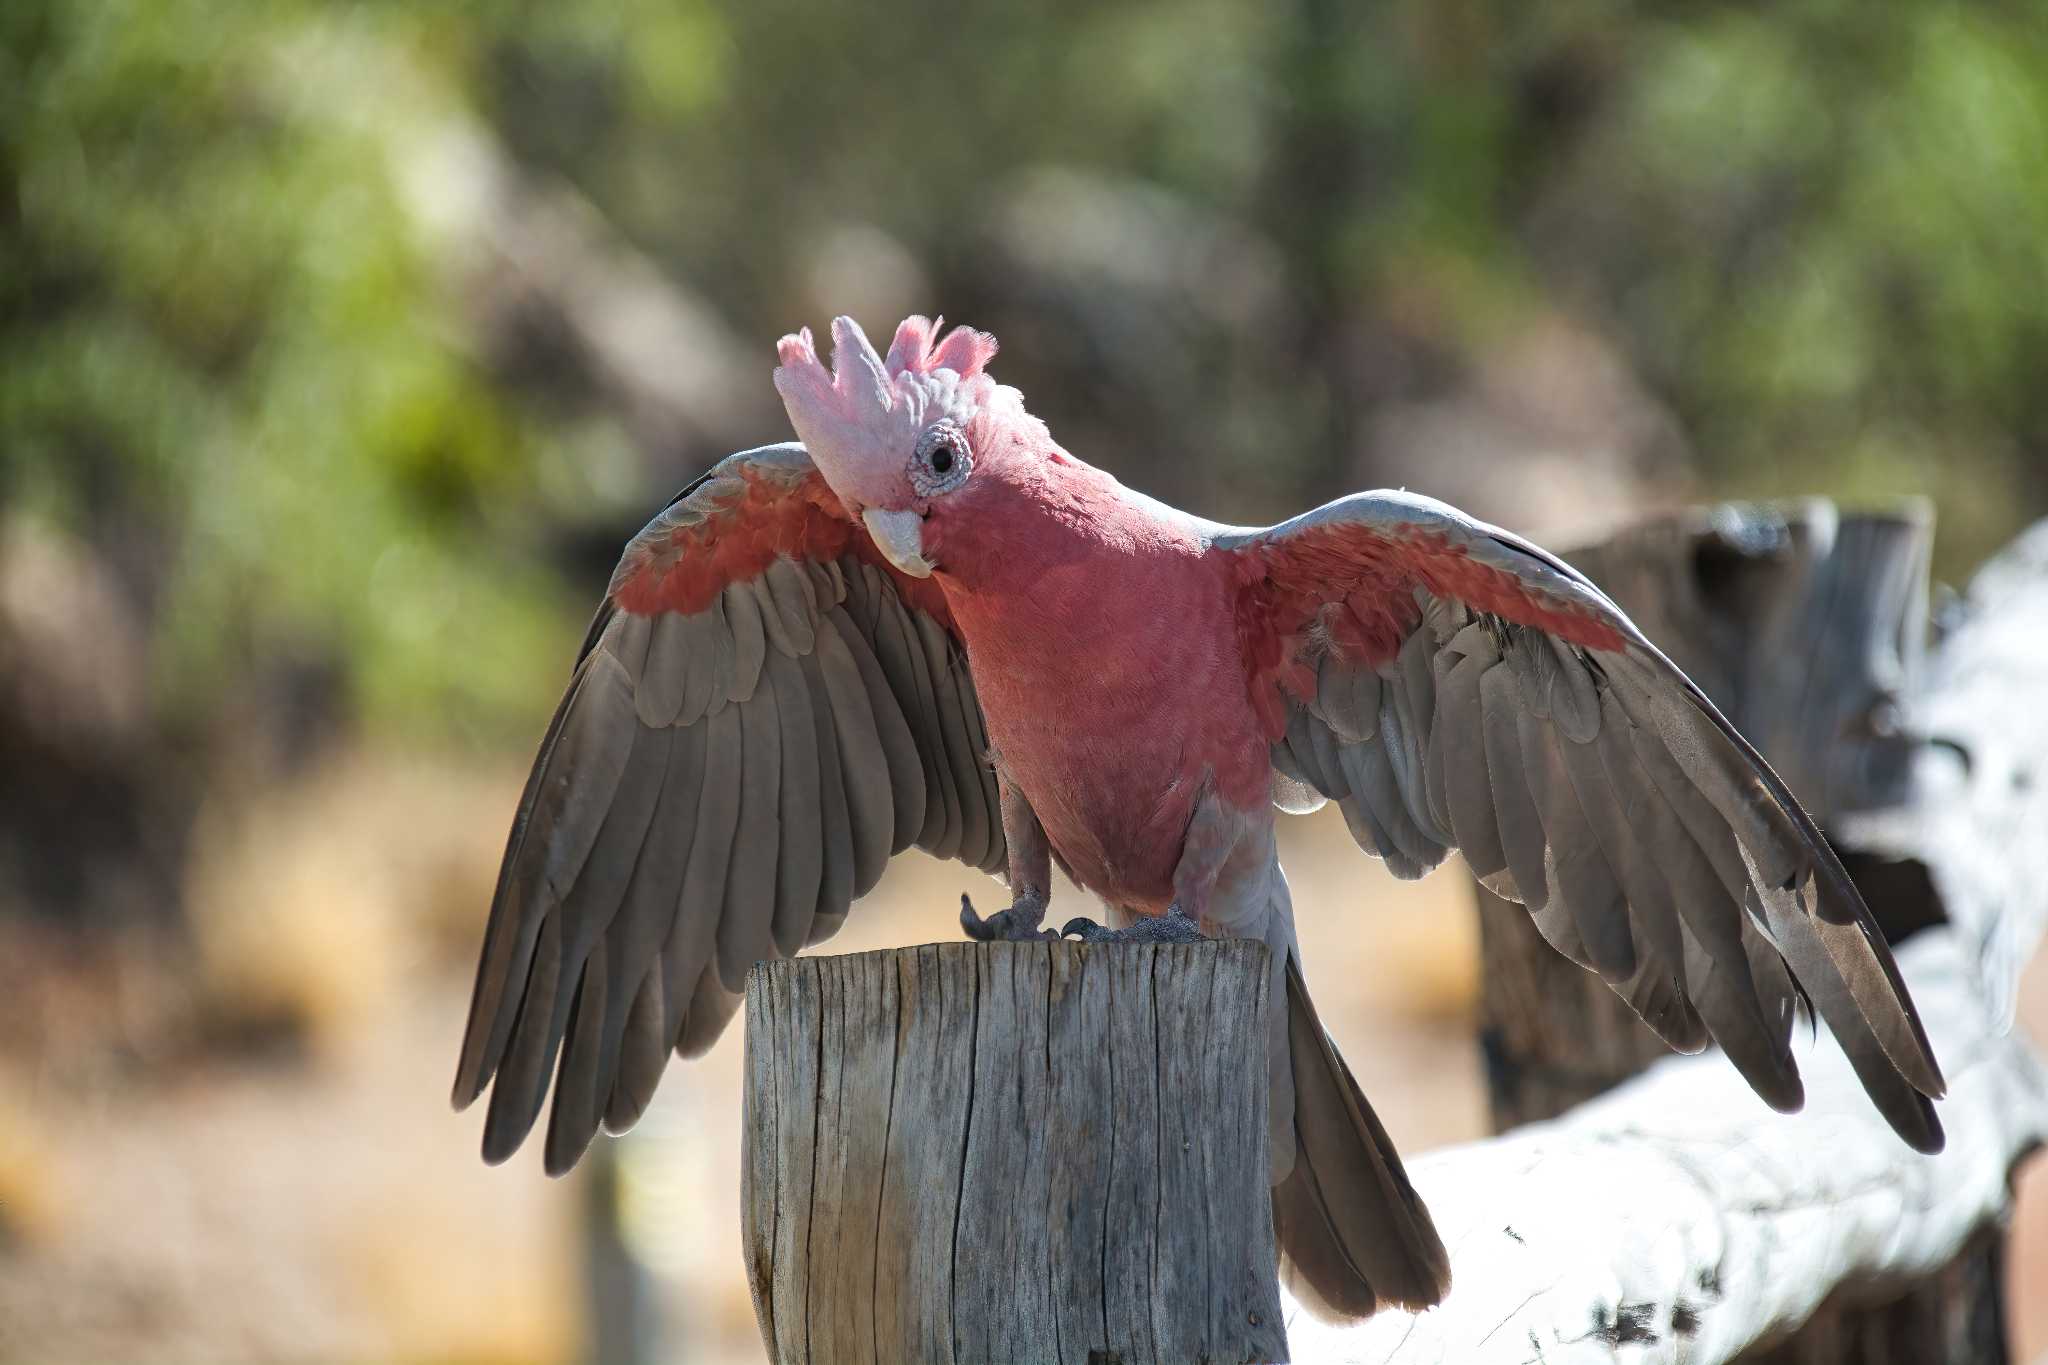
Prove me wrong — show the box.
[741,939,1288,1365]
[1473,499,2012,1363]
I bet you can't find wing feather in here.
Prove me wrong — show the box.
[722,581,766,701]
[545,952,611,1173]
[1283,705,1341,800]
[826,600,926,854]
[961,668,1008,875]
[891,590,961,856]
[763,558,817,656]
[1563,713,1706,1050]
[678,960,743,1059]
[455,660,604,1106]
[681,701,744,947]
[765,643,822,958]
[1378,648,1449,849]
[792,649,855,922]
[1557,723,1671,971]
[1436,643,1505,883]
[604,963,669,1133]
[714,689,782,992]
[1477,660,1550,914]
[813,606,895,895]
[481,669,671,1164]
[481,913,565,1162]
[454,444,1006,1169]
[577,739,691,1143]
[1423,644,1461,839]
[636,613,692,728]
[1335,743,1425,880]
[920,612,991,869]
[647,719,709,1045]
[1517,703,1634,980]
[1316,647,1378,742]
[750,576,799,657]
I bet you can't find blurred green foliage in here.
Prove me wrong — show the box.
[4,0,2045,754]
[2,0,576,749]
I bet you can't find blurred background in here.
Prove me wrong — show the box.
[5,1,2048,1361]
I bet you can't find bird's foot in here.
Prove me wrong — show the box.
[1058,903,1205,944]
[959,890,1058,942]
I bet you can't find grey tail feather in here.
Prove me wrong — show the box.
[1273,955,1451,1321]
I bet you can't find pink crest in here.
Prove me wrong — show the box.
[884,314,999,380]
[772,314,1013,511]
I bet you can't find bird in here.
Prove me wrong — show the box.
[452,313,1945,1321]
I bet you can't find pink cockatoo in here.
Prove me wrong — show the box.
[454,315,1944,1320]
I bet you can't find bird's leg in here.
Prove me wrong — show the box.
[1058,776,1237,945]
[960,768,1058,943]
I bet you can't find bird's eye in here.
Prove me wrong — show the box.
[911,421,973,497]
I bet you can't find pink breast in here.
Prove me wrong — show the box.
[949,550,1271,911]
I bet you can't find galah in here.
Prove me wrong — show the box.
[453,315,1944,1320]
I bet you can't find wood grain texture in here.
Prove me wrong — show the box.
[742,939,1287,1365]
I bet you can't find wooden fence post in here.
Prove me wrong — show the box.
[741,939,1289,1365]
[1473,499,2013,1363]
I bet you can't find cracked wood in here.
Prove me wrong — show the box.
[742,939,1288,1365]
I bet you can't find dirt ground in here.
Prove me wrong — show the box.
[1,756,2042,1364]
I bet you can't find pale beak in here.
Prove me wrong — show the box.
[861,506,933,578]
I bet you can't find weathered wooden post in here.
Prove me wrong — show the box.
[741,939,1289,1365]
[1473,499,2014,1364]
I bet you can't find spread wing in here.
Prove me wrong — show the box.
[1218,491,1946,1153]
[452,443,1005,1172]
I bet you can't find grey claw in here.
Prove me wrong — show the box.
[962,893,1056,943]
[1059,904,1204,944]
[961,893,994,941]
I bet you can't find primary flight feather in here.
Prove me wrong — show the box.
[454,314,1945,1320]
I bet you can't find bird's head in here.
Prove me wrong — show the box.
[773,314,1043,578]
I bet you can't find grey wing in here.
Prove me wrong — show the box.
[1240,491,1947,1154]
[451,445,1005,1173]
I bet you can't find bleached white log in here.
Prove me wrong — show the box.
[1288,927,2048,1365]
[1843,518,2048,1026]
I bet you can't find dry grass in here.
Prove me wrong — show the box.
[0,755,579,1365]
[180,756,513,1059]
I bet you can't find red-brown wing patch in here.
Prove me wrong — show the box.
[1228,520,1626,738]
[611,467,953,625]
[1398,529,1626,653]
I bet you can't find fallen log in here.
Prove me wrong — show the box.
[1289,926,2048,1364]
